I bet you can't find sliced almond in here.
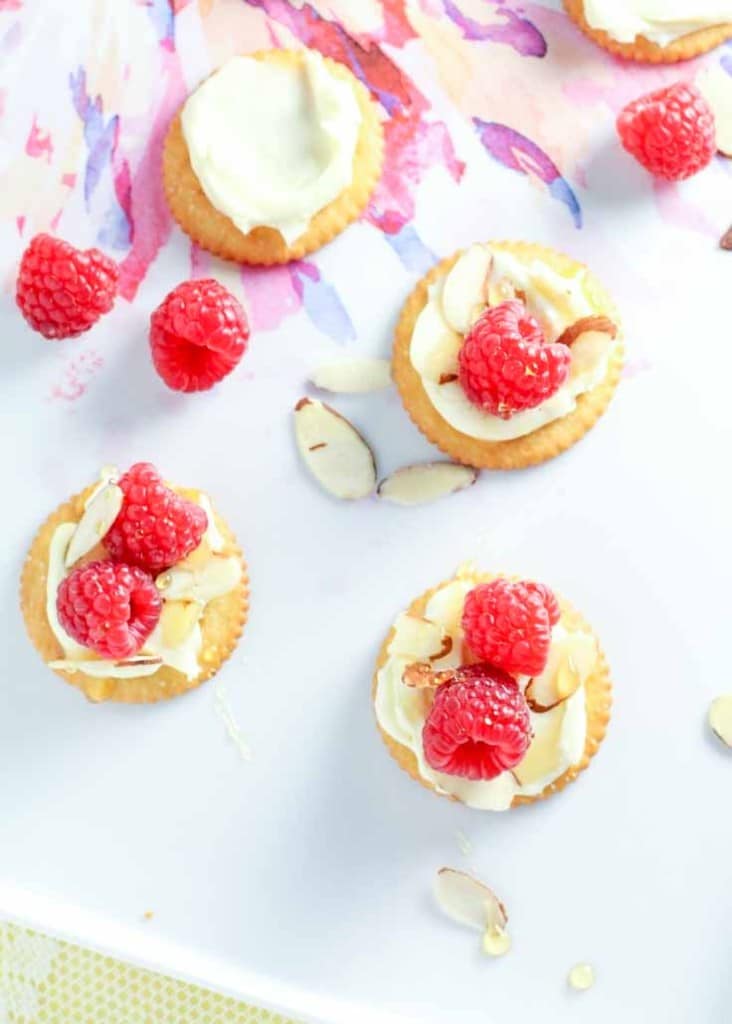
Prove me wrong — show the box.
[402,662,456,689]
[482,923,511,958]
[442,245,492,333]
[174,539,214,573]
[485,277,516,307]
[697,63,732,156]
[568,963,595,992]
[390,614,452,661]
[293,398,376,500]
[114,655,163,668]
[721,225,732,251]
[525,631,597,712]
[556,315,617,348]
[159,601,201,648]
[48,655,162,673]
[569,330,613,383]
[420,330,461,383]
[435,867,507,933]
[708,695,732,747]
[377,463,477,507]
[64,482,123,568]
[512,702,567,785]
[309,357,392,393]
[156,555,240,604]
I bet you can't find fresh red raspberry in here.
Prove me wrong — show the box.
[104,462,207,573]
[149,279,249,392]
[617,82,716,181]
[422,664,531,780]
[462,578,559,677]
[57,560,161,660]
[15,233,118,340]
[458,300,570,418]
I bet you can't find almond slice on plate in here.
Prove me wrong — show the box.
[64,482,124,568]
[708,695,732,747]
[293,398,376,500]
[377,463,478,507]
[308,357,392,393]
[556,315,617,348]
[697,63,732,156]
[390,614,453,661]
[435,868,509,955]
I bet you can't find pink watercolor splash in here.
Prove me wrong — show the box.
[115,47,187,300]
[241,265,302,333]
[652,180,720,239]
[49,351,104,402]
[25,116,53,162]
[0,0,22,9]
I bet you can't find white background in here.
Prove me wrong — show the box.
[2,2,732,1022]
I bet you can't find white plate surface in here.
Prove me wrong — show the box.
[2,3,732,1022]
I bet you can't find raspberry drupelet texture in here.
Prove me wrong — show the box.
[104,462,208,573]
[462,578,559,678]
[149,278,250,392]
[457,300,571,419]
[16,233,119,340]
[57,560,161,660]
[617,83,716,182]
[422,664,531,780]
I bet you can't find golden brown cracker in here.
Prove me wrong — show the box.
[163,49,384,265]
[372,572,612,809]
[563,0,732,62]
[392,242,623,470]
[20,484,248,704]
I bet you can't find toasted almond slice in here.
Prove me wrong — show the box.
[525,631,597,712]
[309,357,392,393]
[708,695,732,747]
[697,63,732,156]
[390,614,453,661]
[568,963,595,992]
[64,482,123,568]
[435,867,508,933]
[512,702,567,785]
[721,226,732,251]
[556,315,617,348]
[160,601,201,648]
[114,655,164,668]
[402,662,457,689]
[442,245,492,333]
[377,463,478,507]
[48,655,163,674]
[293,398,376,500]
[569,330,613,383]
[156,555,240,604]
[482,923,511,958]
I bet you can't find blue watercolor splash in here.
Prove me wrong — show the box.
[144,0,175,50]
[443,0,546,57]
[474,120,582,227]
[290,262,356,342]
[385,224,437,273]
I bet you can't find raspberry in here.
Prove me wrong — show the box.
[458,300,570,419]
[617,82,716,182]
[57,560,161,660]
[16,233,118,339]
[149,279,249,392]
[104,462,208,573]
[462,578,559,677]
[422,664,531,780]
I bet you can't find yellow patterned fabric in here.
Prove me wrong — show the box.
[0,922,299,1024]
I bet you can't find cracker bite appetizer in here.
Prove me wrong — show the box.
[163,48,383,264]
[392,241,622,469]
[373,567,611,809]
[564,0,732,63]
[21,463,248,703]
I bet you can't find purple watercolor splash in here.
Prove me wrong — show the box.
[291,261,355,341]
[69,68,121,208]
[474,120,582,227]
[385,224,436,273]
[442,0,546,57]
[141,0,175,51]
